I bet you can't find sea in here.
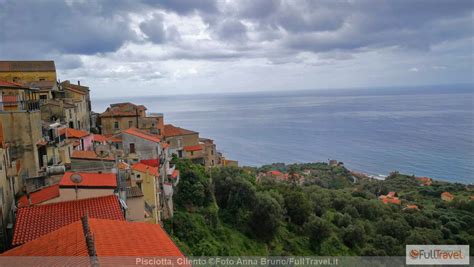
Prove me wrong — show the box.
[93,84,474,184]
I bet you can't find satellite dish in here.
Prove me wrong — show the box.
[94,144,110,158]
[70,173,83,184]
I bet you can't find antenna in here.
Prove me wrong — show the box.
[94,144,111,171]
[70,173,83,200]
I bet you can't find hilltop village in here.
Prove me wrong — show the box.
[0,60,237,255]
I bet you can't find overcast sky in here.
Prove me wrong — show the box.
[1,0,472,98]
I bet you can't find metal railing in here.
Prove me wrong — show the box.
[0,100,40,111]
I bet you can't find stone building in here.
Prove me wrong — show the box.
[0,61,56,84]
[99,102,164,136]
[60,81,91,131]
[163,124,202,161]
[122,127,162,161]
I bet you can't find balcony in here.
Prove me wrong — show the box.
[0,100,40,112]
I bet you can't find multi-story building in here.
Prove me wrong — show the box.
[0,61,56,84]
[99,102,164,136]
[0,81,42,184]
[163,124,203,161]
[0,147,14,251]
[60,81,91,131]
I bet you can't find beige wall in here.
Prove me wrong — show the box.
[126,196,145,222]
[42,188,114,203]
[0,71,56,83]
[100,116,139,135]
[0,111,42,178]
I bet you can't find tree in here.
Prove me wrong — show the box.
[342,223,366,248]
[284,191,312,225]
[248,192,283,242]
[174,160,213,208]
[305,215,332,251]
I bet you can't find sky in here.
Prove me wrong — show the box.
[0,0,473,98]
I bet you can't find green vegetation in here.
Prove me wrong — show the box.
[165,160,474,256]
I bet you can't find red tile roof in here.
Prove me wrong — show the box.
[17,184,60,208]
[140,159,160,167]
[71,150,115,161]
[12,195,124,246]
[164,124,197,137]
[131,163,159,176]
[92,134,107,143]
[171,170,179,179]
[123,127,160,143]
[100,102,146,118]
[65,128,89,138]
[3,218,185,257]
[387,191,397,198]
[184,145,202,152]
[269,170,283,176]
[60,172,117,188]
[0,80,30,89]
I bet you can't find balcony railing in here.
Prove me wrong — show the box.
[0,100,40,112]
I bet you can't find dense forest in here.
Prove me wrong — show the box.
[164,159,474,256]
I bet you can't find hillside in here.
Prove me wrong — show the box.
[164,160,474,256]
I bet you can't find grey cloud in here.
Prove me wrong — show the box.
[215,19,248,42]
[139,14,167,44]
[0,0,137,55]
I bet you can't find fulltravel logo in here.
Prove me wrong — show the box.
[406,245,469,265]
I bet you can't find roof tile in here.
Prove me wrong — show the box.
[12,195,124,246]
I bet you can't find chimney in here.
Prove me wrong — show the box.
[77,80,80,86]
[81,216,99,266]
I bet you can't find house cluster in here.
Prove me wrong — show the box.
[0,60,234,256]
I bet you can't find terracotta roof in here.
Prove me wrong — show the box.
[60,172,117,188]
[441,191,454,199]
[92,134,107,143]
[12,195,124,246]
[140,159,159,167]
[162,143,170,149]
[387,191,397,198]
[126,186,144,198]
[0,80,31,90]
[269,170,283,176]
[0,61,55,72]
[405,204,419,210]
[123,127,160,143]
[17,184,60,208]
[184,145,202,152]
[105,135,122,143]
[117,161,129,170]
[65,128,89,138]
[379,195,401,205]
[71,150,115,161]
[171,170,179,179]
[164,124,197,137]
[131,163,159,176]
[3,218,184,257]
[100,102,146,117]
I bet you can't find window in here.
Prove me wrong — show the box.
[114,121,119,129]
[39,95,47,100]
[129,143,136,154]
[211,149,214,155]
[39,77,46,81]
[128,121,133,128]
[212,160,215,166]
[191,151,194,156]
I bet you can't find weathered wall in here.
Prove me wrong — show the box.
[43,188,114,203]
[0,111,42,177]
[0,71,56,83]
[100,116,139,135]
[126,196,145,222]
[70,158,115,172]
[122,133,161,160]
